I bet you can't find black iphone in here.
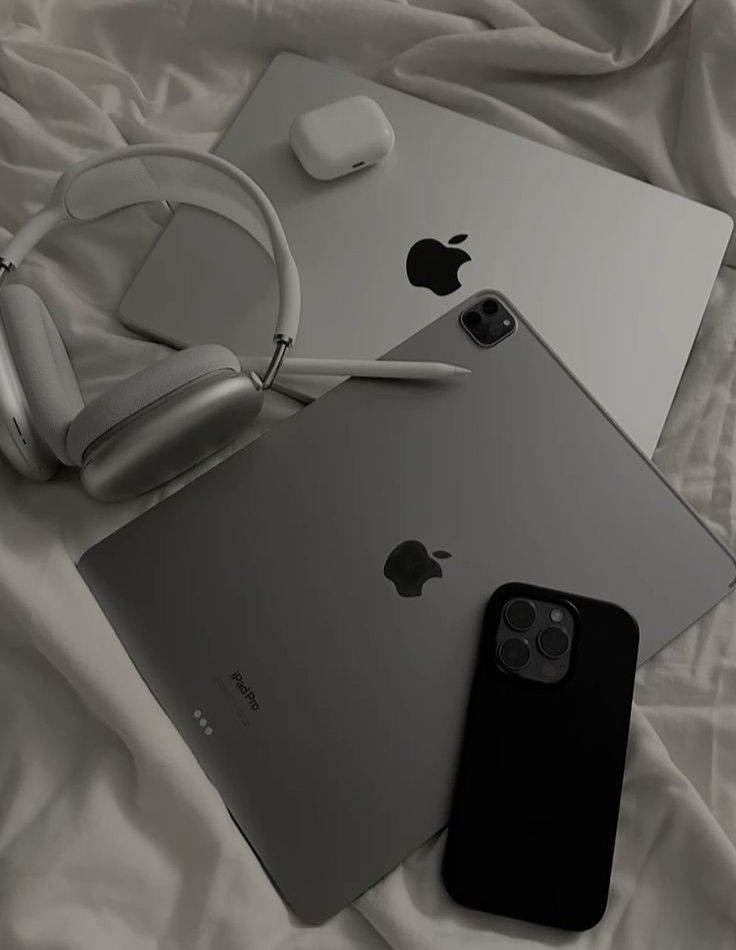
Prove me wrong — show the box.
[442,582,639,931]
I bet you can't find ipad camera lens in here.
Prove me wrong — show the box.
[461,303,515,346]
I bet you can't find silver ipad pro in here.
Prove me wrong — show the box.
[119,53,733,455]
[79,292,736,922]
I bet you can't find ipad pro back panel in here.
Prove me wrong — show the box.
[79,293,736,922]
[118,53,733,455]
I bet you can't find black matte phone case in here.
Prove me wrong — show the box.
[442,583,639,931]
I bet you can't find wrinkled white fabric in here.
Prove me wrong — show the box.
[1,1,735,946]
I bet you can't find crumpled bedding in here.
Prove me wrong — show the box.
[1,1,735,947]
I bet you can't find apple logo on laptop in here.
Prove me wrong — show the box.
[383,540,452,597]
[405,234,470,296]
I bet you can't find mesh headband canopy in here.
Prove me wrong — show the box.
[1,145,300,344]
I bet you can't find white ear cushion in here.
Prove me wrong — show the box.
[66,344,240,466]
[0,285,84,465]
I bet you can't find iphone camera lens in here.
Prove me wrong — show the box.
[505,599,536,631]
[499,637,531,670]
[538,626,570,658]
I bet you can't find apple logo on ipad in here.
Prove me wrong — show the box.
[405,234,470,296]
[384,540,452,597]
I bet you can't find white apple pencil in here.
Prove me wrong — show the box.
[239,357,471,380]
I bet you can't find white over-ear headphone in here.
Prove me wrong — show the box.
[0,144,301,501]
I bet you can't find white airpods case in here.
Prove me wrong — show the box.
[290,95,395,181]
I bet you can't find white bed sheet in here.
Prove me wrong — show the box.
[1,1,735,946]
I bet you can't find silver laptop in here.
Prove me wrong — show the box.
[118,52,733,456]
[79,291,736,922]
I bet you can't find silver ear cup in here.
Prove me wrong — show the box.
[79,371,263,501]
[0,318,59,481]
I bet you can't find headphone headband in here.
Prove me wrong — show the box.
[0,144,300,388]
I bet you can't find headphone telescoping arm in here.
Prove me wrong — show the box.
[0,144,301,390]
